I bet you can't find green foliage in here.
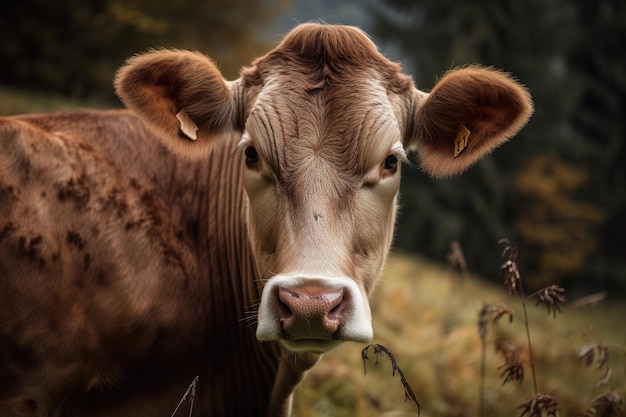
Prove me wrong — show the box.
[370,0,626,292]
[0,0,290,102]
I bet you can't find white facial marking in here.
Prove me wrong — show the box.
[256,275,373,353]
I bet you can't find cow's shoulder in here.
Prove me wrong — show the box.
[0,110,204,404]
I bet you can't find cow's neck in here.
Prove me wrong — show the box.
[183,137,265,409]
[186,137,320,416]
[194,136,260,338]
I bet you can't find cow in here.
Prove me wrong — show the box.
[0,23,533,417]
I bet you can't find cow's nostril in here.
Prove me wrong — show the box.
[276,292,293,320]
[326,292,344,320]
[327,301,343,321]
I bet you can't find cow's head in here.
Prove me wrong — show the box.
[115,23,532,354]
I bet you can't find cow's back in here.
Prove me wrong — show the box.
[0,110,213,415]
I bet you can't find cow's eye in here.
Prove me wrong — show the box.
[244,146,259,167]
[383,154,398,171]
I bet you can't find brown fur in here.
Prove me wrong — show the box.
[241,23,414,94]
[1,23,532,417]
[411,65,533,177]
[114,49,238,160]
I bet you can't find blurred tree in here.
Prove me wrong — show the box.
[0,0,290,102]
[514,154,605,288]
[565,1,626,292]
[370,0,626,292]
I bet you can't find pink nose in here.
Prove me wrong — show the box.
[275,285,345,339]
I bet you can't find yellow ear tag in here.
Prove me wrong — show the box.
[176,109,199,141]
[453,123,471,157]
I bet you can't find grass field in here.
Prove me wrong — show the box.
[292,254,625,417]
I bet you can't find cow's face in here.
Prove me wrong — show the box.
[115,23,533,354]
[242,76,406,352]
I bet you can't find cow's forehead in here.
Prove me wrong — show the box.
[239,24,413,181]
[245,77,402,181]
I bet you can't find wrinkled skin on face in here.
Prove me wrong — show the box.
[242,77,406,353]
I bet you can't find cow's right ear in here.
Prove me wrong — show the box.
[115,49,241,160]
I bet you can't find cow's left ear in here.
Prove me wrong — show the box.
[115,49,241,160]
[406,66,533,178]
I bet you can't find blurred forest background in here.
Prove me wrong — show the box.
[1,0,624,297]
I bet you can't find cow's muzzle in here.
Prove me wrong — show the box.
[256,275,373,353]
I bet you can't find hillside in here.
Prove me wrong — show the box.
[293,254,625,417]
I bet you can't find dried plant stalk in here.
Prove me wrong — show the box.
[447,240,469,282]
[170,376,199,417]
[575,391,625,417]
[499,238,538,394]
[517,393,560,417]
[531,285,566,319]
[361,343,421,416]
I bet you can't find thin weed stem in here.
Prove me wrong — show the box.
[499,238,540,396]
[361,343,421,415]
[479,339,486,417]
[518,276,539,395]
[622,339,626,390]
[170,376,199,417]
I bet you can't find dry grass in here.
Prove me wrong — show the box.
[292,254,626,417]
